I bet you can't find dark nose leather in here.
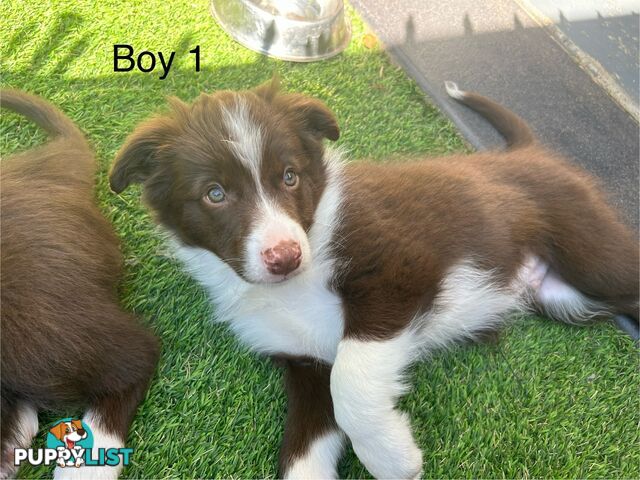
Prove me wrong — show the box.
[261,240,302,276]
[77,428,86,436]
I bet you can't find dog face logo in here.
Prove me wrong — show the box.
[46,419,91,468]
[49,420,87,449]
[15,417,131,469]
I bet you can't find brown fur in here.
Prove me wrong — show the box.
[336,146,639,337]
[1,90,159,476]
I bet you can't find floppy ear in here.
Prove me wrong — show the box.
[110,97,187,194]
[253,78,339,141]
[109,118,174,194]
[49,422,67,441]
[280,94,340,142]
[71,419,83,430]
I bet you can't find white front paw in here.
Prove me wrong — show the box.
[352,436,423,479]
[54,464,122,480]
[0,450,18,480]
[348,412,423,479]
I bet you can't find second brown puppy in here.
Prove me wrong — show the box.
[1,90,159,480]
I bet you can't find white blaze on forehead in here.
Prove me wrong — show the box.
[220,96,263,189]
[219,95,312,283]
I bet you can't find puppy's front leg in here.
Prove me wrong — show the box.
[278,358,345,479]
[331,330,423,479]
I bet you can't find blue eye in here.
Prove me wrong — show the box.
[283,167,298,187]
[205,185,226,204]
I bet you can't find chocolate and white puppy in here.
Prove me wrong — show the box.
[1,90,159,480]
[110,80,638,479]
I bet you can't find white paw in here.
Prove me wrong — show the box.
[285,462,338,480]
[1,447,19,479]
[0,460,17,480]
[53,464,122,480]
[283,431,344,479]
[350,412,423,479]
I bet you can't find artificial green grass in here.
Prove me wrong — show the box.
[1,1,638,478]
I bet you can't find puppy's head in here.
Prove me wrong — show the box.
[110,80,339,284]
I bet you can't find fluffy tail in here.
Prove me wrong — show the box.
[1,89,85,142]
[445,81,535,149]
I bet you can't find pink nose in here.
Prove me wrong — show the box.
[261,240,302,276]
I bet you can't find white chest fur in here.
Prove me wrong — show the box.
[173,243,344,363]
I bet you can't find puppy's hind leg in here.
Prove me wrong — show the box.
[53,310,159,480]
[1,396,38,479]
[57,384,151,480]
[536,178,639,323]
[520,256,611,324]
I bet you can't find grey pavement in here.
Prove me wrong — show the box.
[526,0,639,107]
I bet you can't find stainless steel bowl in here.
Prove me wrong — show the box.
[211,0,351,62]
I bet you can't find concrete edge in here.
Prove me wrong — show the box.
[384,45,493,151]
[515,0,640,123]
